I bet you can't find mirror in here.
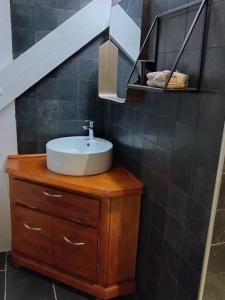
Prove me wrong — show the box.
[99,0,143,103]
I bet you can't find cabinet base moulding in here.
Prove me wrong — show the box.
[12,252,136,300]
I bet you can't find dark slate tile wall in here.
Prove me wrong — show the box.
[103,0,225,299]
[10,0,107,153]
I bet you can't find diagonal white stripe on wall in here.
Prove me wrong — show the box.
[110,5,141,62]
[0,0,111,111]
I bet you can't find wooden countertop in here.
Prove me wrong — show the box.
[5,154,143,198]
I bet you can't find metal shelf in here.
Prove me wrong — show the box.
[127,84,199,93]
[126,0,209,100]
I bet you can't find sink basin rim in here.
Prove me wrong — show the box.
[46,136,113,155]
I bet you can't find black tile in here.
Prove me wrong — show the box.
[79,80,98,101]
[179,260,200,300]
[78,34,107,60]
[176,93,200,127]
[11,4,35,29]
[164,214,184,253]
[151,172,169,208]
[185,6,206,51]
[185,198,209,240]
[207,0,225,48]
[37,100,59,120]
[35,30,50,43]
[0,253,6,270]
[34,6,58,31]
[149,225,163,255]
[59,120,80,137]
[144,115,158,143]
[12,28,35,57]
[182,49,201,87]
[198,92,225,135]
[194,129,222,172]
[6,258,55,300]
[164,51,183,71]
[148,250,161,284]
[54,281,92,300]
[157,265,177,300]
[35,0,56,7]
[58,101,77,120]
[151,201,166,234]
[57,56,78,79]
[78,60,98,81]
[176,285,191,300]
[151,145,172,180]
[58,79,78,101]
[162,241,181,280]
[78,99,97,120]
[12,0,35,4]
[189,163,215,210]
[182,229,205,274]
[202,47,225,91]
[158,19,168,53]
[19,87,36,100]
[166,13,186,52]
[55,0,80,10]
[16,99,37,121]
[79,0,93,10]
[170,0,188,9]
[174,122,196,159]
[158,94,178,120]
[36,77,58,100]
[38,119,59,140]
[158,117,175,151]
[18,141,40,154]
[166,183,189,225]
[17,120,38,142]
[56,9,75,26]
[0,271,5,300]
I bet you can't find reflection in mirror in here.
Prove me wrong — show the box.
[98,0,143,103]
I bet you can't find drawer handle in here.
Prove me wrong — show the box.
[63,237,85,246]
[70,218,83,224]
[24,223,42,231]
[42,191,63,198]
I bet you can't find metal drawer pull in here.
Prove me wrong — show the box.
[70,218,83,224]
[63,237,85,246]
[42,191,63,198]
[24,223,42,231]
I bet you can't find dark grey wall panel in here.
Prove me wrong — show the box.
[103,0,225,299]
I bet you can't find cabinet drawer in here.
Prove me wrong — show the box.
[53,218,98,282]
[11,179,100,227]
[13,205,52,265]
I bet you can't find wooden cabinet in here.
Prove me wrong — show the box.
[6,154,143,300]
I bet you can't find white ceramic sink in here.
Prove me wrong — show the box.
[46,136,113,176]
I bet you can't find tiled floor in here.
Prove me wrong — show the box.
[0,252,134,300]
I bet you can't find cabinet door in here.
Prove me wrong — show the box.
[13,205,52,265]
[53,218,98,282]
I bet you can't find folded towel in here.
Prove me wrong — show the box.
[146,70,189,89]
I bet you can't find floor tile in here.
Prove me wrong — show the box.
[6,257,55,300]
[0,271,5,300]
[0,253,6,270]
[54,282,93,300]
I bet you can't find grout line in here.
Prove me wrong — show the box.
[53,282,58,300]
[4,253,7,300]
